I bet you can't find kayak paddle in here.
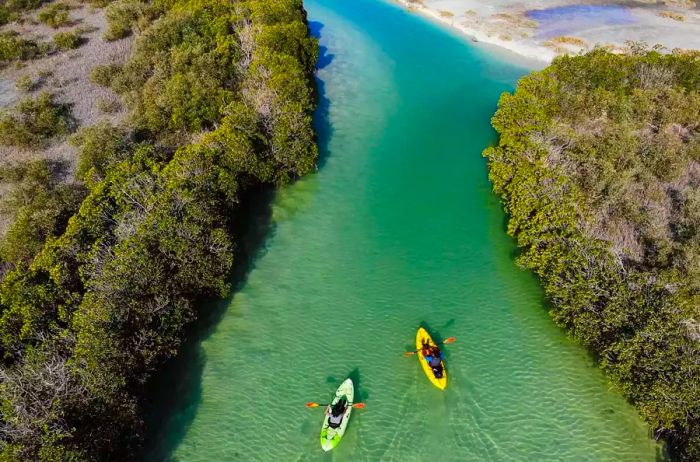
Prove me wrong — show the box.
[404,336,456,356]
[306,402,366,409]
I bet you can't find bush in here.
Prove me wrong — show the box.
[0,92,74,147]
[96,97,121,114]
[15,74,35,92]
[5,0,47,10]
[103,0,143,41]
[89,63,121,87]
[0,159,84,267]
[37,2,71,28]
[71,122,131,180]
[0,6,14,26]
[0,31,48,63]
[85,0,113,7]
[485,48,700,460]
[53,30,82,50]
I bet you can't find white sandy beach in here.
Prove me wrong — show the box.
[394,0,700,63]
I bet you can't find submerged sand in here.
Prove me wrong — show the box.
[395,0,700,63]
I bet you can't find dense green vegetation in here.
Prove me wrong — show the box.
[0,160,85,269]
[0,0,317,460]
[485,48,700,460]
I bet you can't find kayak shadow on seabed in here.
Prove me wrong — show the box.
[326,368,369,406]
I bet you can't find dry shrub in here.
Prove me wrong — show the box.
[96,97,120,113]
[664,0,696,8]
[548,36,587,46]
[658,10,686,21]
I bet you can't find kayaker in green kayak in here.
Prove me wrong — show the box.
[326,398,348,428]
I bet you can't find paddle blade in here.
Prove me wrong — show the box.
[352,403,366,409]
[403,351,416,356]
[443,337,456,344]
[306,402,320,408]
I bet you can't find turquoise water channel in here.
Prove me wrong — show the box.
[146,0,660,460]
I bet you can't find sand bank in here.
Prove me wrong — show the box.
[394,0,700,63]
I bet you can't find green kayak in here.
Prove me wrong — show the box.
[320,378,354,451]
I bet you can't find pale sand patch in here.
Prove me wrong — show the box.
[0,1,133,237]
[392,0,700,64]
[0,2,132,170]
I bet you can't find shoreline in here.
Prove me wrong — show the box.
[394,0,556,64]
[393,0,700,65]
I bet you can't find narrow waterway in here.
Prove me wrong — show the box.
[146,0,660,460]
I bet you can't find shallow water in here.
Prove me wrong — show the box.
[145,0,660,460]
[527,4,636,39]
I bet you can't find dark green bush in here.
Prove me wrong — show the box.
[0,6,14,26]
[0,93,74,147]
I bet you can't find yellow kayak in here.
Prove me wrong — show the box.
[415,327,447,390]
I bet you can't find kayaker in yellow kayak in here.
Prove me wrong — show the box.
[421,340,444,378]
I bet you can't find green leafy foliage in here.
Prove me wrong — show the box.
[485,47,700,461]
[0,93,74,148]
[0,0,318,460]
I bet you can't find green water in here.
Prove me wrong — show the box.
[146,0,661,460]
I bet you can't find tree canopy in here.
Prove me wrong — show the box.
[0,0,318,460]
[485,47,700,461]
